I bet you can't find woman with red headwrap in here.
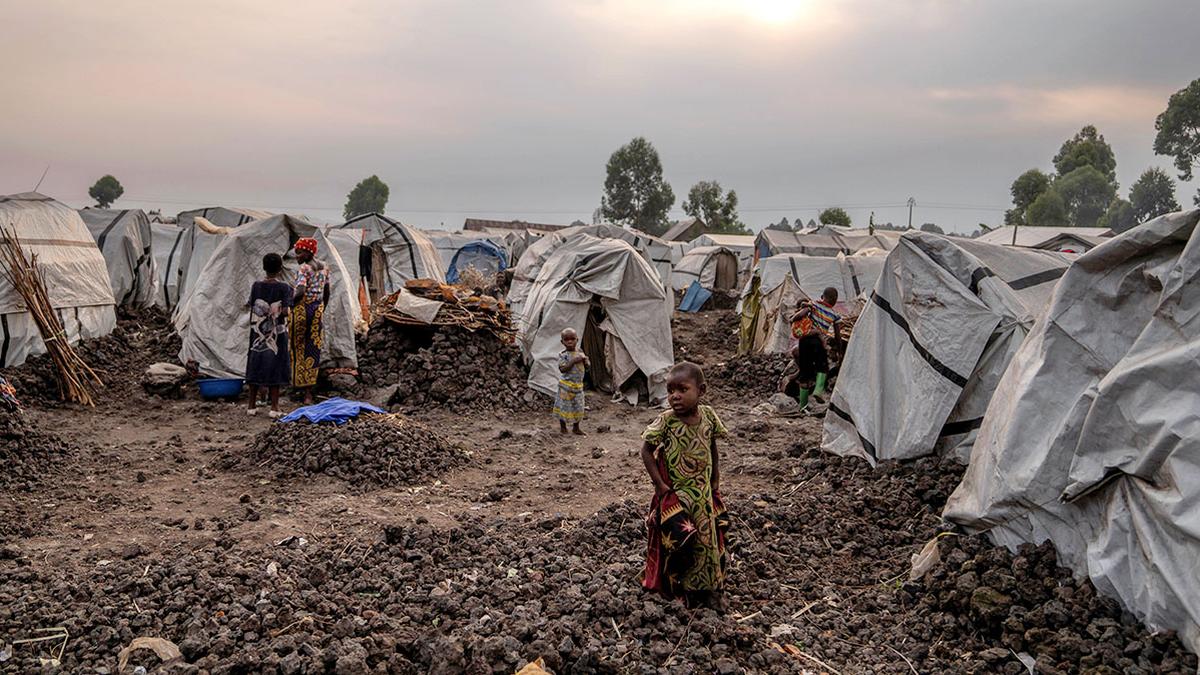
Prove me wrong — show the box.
[290,237,329,404]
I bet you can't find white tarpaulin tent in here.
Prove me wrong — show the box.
[79,208,158,308]
[176,214,361,378]
[670,246,740,293]
[755,226,901,259]
[150,222,186,310]
[822,232,1070,464]
[177,206,273,230]
[519,235,674,405]
[686,233,755,276]
[333,213,443,295]
[0,193,116,367]
[422,230,503,272]
[737,253,885,354]
[944,209,1200,654]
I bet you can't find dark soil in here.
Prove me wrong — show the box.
[0,410,75,494]
[711,353,793,401]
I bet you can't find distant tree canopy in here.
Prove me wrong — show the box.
[343,175,390,220]
[1054,125,1118,188]
[600,137,675,236]
[681,180,748,235]
[919,222,945,234]
[764,216,790,232]
[1004,125,1121,227]
[1056,166,1116,228]
[1129,167,1180,223]
[1154,78,1200,207]
[88,175,124,209]
[1026,189,1069,227]
[1006,169,1052,225]
[818,207,851,228]
[1097,198,1138,233]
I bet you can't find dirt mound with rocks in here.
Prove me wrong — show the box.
[710,352,792,401]
[3,444,1192,673]
[248,414,468,488]
[2,306,182,406]
[0,410,75,493]
[357,323,542,411]
[672,309,740,366]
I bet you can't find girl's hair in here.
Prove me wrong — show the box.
[670,361,705,388]
[262,253,283,275]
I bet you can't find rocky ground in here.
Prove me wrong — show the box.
[0,308,1194,673]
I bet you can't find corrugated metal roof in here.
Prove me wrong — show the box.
[975,225,1111,248]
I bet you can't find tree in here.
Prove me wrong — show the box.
[88,175,124,208]
[766,217,791,232]
[1053,125,1118,187]
[1154,78,1200,206]
[919,223,945,234]
[1055,166,1116,227]
[681,180,748,235]
[600,137,675,235]
[1097,198,1138,233]
[343,175,390,220]
[818,207,851,227]
[1026,189,1069,227]
[1129,168,1180,223]
[1011,169,1052,214]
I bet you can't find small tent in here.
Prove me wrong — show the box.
[177,206,273,230]
[754,227,901,259]
[822,232,1070,464]
[176,215,361,378]
[151,222,187,310]
[519,235,674,404]
[944,209,1200,655]
[332,213,443,297]
[686,233,755,275]
[738,253,885,354]
[671,246,740,294]
[78,208,158,308]
[446,239,508,285]
[0,193,116,367]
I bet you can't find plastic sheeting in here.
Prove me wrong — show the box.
[944,209,1200,655]
[0,193,116,367]
[177,206,273,230]
[332,214,444,294]
[447,239,508,284]
[518,235,673,404]
[754,226,902,259]
[150,222,186,310]
[670,246,740,292]
[822,233,1070,464]
[176,215,361,378]
[79,208,158,308]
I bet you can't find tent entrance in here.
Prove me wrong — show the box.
[583,301,612,392]
[714,251,739,290]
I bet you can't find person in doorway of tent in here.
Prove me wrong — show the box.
[640,361,729,608]
[291,237,330,405]
[783,286,843,410]
[554,327,589,435]
[246,253,291,417]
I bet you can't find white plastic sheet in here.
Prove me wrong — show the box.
[79,208,158,308]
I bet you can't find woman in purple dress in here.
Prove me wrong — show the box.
[246,253,291,417]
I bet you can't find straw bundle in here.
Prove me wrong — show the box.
[0,227,103,405]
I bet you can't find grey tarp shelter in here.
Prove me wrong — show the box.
[755,226,901,259]
[332,213,444,296]
[151,222,186,310]
[822,232,1070,464]
[177,206,274,230]
[519,235,674,405]
[944,209,1200,655]
[670,246,740,293]
[738,253,885,354]
[0,193,116,367]
[176,215,361,378]
[79,208,158,308]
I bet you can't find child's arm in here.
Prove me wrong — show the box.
[640,441,670,497]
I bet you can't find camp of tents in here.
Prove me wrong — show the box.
[78,207,158,309]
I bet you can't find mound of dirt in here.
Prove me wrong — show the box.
[710,352,792,400]
[357,323,542,411]
[0,410,75,493]
[249,414,468,488]
[671,309,740,366]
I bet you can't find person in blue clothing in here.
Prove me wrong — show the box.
[246,253,292,417]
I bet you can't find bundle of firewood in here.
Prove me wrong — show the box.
[375,279,516,342]
[0,228,103,405]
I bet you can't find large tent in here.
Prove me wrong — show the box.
[0,193,116,367]
[331,213,444,296]
[446,239,508,285]
[944,209,1200,655]
[685,233,755,275]
[150,222,187,310]
[176,215,361,378]
[754,226,901,259]
[974,224,1111,248]
[738,253,886,354]
[177,206,274,230]
[78,208,158,308]
[519,235,674,405]
[423,230,504,272]
[670,246,740,293]
[822,232,1070,464]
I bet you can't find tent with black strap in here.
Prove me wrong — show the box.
[331,213,443,297]
[944,209,1200,655]
[78,208,158,308]
[150,222,186,310]
[0,192,116,367]
[821,232,1070,464]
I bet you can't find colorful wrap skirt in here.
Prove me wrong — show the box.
[290,301,324,388]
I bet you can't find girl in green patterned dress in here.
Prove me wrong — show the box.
[640,362,729,606]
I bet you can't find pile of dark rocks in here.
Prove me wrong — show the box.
[356,324,541,411]
[0,410,74,493]
[710,352,792,401]
[248,414,468,488]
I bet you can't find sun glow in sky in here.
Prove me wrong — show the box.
[738,0,810,24]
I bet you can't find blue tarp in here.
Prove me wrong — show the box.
[678,280,712,312]
[278,397,387,425]
[447,240,508,284]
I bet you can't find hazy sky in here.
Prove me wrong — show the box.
[2,0,1197,232]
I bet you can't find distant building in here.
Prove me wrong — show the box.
[463,218,566,234]
[662,217,706,242]
[974,225,1112,250]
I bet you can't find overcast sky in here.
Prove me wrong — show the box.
[1,0,1197,232]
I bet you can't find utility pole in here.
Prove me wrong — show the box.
[907,197,915,230]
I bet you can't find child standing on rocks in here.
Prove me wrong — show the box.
[246,253,292,417]
[641,361,729,608]
[554,328,589,434]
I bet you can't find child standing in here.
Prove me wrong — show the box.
[554,328,589,435]
[246,253,292,417]
[785,286,843,409]
[641,362,729,607]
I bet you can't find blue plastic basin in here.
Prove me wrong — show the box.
[197,378,245,399]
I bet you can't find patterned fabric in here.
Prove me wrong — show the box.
[792,300,841,340]
[290,301,325,388]
[294,237,318,256]
[641,404,729,596]
[553,350,586,421]
[246,279,292,386]
[0,376,20,411]
[296,261,329,305]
